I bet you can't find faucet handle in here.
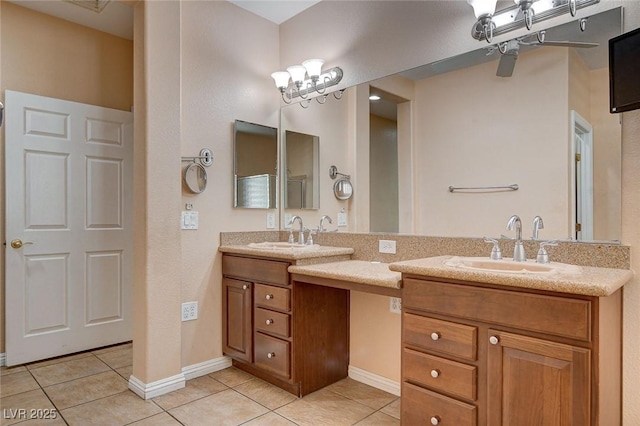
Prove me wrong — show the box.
[483,237,502,260]
[536,240,558,264]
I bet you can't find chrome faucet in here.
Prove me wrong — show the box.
[507,215,526,262]
[289,215,304,244]
[319,215,333,232]
[532,215,544,240]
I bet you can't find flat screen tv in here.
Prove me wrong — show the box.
[609,27,640,113]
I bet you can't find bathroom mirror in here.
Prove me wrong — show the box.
[333,178,353,200]
[279,7,622,242]
[184,162,207,194]
[233,120,278,209]
[284,130,320,209]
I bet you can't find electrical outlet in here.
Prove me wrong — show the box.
[390,297,402,314]
[337,211,347,227]
[181,302,198,321]
[379,239,397,254]
[284,213,292,229]
[266,212,276,229]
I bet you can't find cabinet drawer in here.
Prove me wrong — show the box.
[255,307,290,338]
[222,255,289,286]
[402,382,476,426]
[254,333,291,379]
[403,278,591,341]
[404,313,477,361]
[403,348,477,401]
[255,283,291,312]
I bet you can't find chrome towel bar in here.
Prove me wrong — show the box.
[448,184,519,193]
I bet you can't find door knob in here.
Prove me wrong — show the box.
[10,239,33,249]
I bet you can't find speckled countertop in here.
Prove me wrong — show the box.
[218,244,354,262]
[288,260,402,289]
[389,255,634,297]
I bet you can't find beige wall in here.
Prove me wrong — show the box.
[0,2,133,354]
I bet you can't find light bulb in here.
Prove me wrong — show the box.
[302,59,324,80]
[271,71,291,90]
[286,65,307,85]
[467,0,497,18]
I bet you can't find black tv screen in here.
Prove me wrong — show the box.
[609,27,640,113]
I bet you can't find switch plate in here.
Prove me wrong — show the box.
[181,302,198,321]
[390,297,402,314]
[181,211,198,230]
[337,212,347,227]
[284,213,292,229]
[266,212,276,229]
[379,239,396,254]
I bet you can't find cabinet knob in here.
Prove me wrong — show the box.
[430,332,441,341]
[489,335,500,345]
[267,352,276,359]
[265,319,274,325]
[430,416,441,425]
[242,284,249,291]
[265,294,274,300]
[430,369,440,379]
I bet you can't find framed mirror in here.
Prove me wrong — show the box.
[284,130,320,209]
[233,120,278,209]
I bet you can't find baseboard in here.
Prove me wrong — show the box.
[128,373,185,400]
[0,353,5,367]
[348,365,401,396]
[182,356,232,380]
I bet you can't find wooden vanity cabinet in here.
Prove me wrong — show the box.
[401,276,621,426]
[222,254,349,396]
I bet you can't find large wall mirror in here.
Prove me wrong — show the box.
[284,130,320,209]
[234,120,278,209]
[278,7,622,242]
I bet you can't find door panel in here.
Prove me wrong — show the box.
[5,90,133,365]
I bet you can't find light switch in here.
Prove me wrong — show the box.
[337,211,347,227]
[181,211,198,230]
[266,212,276,229]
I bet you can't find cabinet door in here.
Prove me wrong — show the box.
[222,278,253,362]
[487,330,590,426]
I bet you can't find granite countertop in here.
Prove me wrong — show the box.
[389,255,634,297]
[218,244,354,261]
[288,260,402,289]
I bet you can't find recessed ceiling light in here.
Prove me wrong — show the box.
[369,95,381,101]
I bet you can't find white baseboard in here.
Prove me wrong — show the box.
[0,353,5,367]
[128,373,185,400]
[182,356,232,380]
[127,356,232,399]
[348,365,401,396]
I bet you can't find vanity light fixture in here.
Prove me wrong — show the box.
[469,0,599,42]
[271,59,344,105]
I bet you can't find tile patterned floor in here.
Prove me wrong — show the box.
[0,343,400,425]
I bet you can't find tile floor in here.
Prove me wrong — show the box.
[0,343,400,425]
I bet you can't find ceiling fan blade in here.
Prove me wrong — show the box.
[539,41,600,48]
[497,52,517,77]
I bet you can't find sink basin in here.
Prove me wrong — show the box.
[247,242,320,250]
[444,256,581,275]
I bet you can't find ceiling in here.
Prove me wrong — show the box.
[6,0,320,40]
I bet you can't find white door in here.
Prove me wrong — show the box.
[571,110,594,241]
[4,90,133,366]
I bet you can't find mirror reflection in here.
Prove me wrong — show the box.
[234,120,278,209]
[284,130,320,209]
[279,7,621,242]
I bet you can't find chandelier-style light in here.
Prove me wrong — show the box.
[271,59,344,106]
[469,0,600,42]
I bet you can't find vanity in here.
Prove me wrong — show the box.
[390,256,630,426]
[220,236,632,425]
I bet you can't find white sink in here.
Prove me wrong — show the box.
[444,256,581,275]
[247,242,320,250]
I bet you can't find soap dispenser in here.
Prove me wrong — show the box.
[288,229,295,244]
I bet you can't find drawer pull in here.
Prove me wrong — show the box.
[267,352,276,359]
[430,332,441,341]
[430,369,440,379]
[430,416,441,425]
[265,319,274,325]
[242,284,249,290]
[265,294,274,300]
[489,335,500,345]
